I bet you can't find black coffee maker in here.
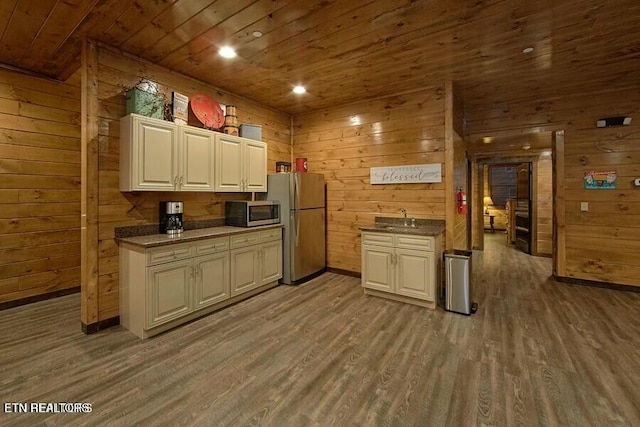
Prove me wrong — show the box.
[160,201,184,235]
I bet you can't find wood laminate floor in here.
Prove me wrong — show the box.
[1,234,639,426]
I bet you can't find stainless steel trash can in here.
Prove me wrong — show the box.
[444,250,476,315]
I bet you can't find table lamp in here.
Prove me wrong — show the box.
[483,196,493,214]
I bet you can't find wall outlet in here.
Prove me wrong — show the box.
[580,202,589,212]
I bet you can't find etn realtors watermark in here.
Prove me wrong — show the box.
[4,402,92,413]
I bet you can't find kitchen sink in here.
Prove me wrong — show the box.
[378,224,420,231]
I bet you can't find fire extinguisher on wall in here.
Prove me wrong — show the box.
[457,187,467,215]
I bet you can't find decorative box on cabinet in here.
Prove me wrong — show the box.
[214,133,268,192]
[361,231,442,309]
[119,227,282,339]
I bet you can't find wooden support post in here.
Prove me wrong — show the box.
[552,130,566,277]
[444,80,454,251]
[81,39,100,332]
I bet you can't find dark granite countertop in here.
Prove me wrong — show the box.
[117,224,284,249]
[359,217,445,236]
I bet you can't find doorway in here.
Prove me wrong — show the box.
[471,154,552,258]
[480,161,533,254]
[514,162,532,254]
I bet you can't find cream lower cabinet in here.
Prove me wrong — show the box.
[146,258,193,328]
[194,252,230,309]
[230,228,282,296]
[361,231,442,308]
[120,229,282,338]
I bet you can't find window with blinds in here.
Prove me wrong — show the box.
[489,165,517,206]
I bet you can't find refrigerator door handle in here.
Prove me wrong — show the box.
[294,210,300,247]
[294,173,300,209]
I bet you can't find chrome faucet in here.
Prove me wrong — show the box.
[400,208,407,226]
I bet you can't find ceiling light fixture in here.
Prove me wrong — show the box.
[482,136,492,144]
[252,30,263,38]
[522,47,534,54]
[293,85,306,94]
[218,46,237,58]
[522,144,531,150]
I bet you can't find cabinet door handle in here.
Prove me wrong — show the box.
[179,175,184,189]
[190,265,195,278]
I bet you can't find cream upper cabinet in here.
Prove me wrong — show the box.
[120,114,178,191]
[214,134,243,192]
[244,139,268,192]
[120,114,217,192]
[361,231,442,308]
[179,126,215,191]
[214,134,267,192]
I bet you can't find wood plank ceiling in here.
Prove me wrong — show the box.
[1,0,639,118]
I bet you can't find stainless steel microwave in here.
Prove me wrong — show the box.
[225,200,280,227]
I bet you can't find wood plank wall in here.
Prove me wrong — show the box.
[536,157,552,255]
[447,82,468,251]
[292,86,446,273]
[0,68,81,304]
[467,88,640,287]
[452,130,468,250]
[90,45,291,322]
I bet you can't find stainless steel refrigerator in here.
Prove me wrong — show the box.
[263,172,326,284]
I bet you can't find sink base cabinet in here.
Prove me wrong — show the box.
[361,232,442,309]
[120,229,282,338]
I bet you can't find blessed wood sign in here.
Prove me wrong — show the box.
[370,164,442,184]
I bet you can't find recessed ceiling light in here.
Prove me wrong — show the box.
[252,30,263,38]
[522,47,534,54]
[522,144,531,150]
[293,85,306,94]
[218,46,237,58]
[482,136,492,144]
